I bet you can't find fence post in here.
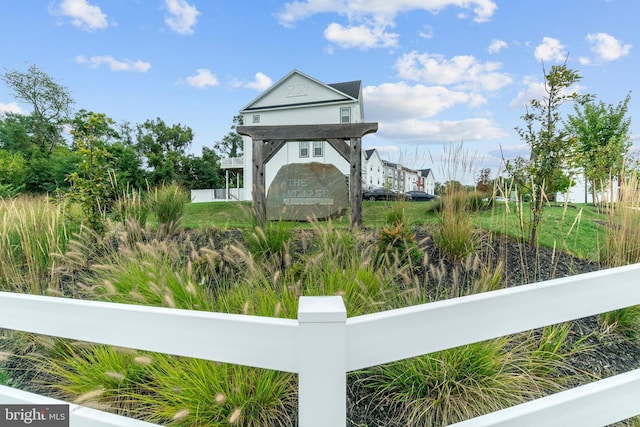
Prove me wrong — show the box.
[297,296,347,427]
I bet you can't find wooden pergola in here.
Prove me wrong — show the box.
[236,123,378,228]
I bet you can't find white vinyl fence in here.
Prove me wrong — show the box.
[190,188,245,203]
[1,263,640,426]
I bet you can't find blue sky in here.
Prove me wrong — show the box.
[0,0,638,181]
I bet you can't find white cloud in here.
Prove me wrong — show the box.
[229,72,273,91]
[278,0,496,49]
[509,75,585,109]
[396,51,512,91]
[186,69,218,88]
[579,57,591,65]
[488,39,507,54]
[419,25,434,40]
[164,0,200,35]
[379,118,506,142]
[364,82,484,121]
[0,102,27,116]
[586,32,632,61]
[534,37,567,62]
[324,22,399,49]
[244,72,273,91]
[369,144,400,155]
[54,0,108,31]
[278,0,497,27]
[76,55,151,72]
[362,82,503,143]
[509,76,545,108]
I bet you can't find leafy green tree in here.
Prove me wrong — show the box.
[433,181,444,196]
[0,149,27,189]
[213,115,244,158]
[0,113,33,154]
[179,147,224,189]
[1,65,74,155]
[136,118,193,186]
[566,94,632,203]
[66,112,117,234]
[506,63,591,246]
[107,141,146,190]
[475,168,492,194]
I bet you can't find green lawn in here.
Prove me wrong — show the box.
[183,200,607,259]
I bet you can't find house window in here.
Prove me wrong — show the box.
[300,141,309,158]
[340,107,351,123]
[252,114,260,123]
[313,141,323,157]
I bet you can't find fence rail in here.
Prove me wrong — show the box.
[1,263,640,426]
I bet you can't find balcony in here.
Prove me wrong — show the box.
[219,156,245,169]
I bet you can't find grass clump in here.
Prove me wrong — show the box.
[432,189,480,262]
[0,195,72,294]
[150,183,190,233]
[244,221,292,265]
[431,144,481,262]
[358,332,575,426]
[599,172,640,339]
[38,343,296,426]
[112,186,150,229]
[376,201,423,269]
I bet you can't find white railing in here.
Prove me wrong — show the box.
[1,264,640,426]
[219,156,245,168]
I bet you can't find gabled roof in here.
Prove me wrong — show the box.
[364,149,376,160]
[328,80,361,100]
[240,69,360,112]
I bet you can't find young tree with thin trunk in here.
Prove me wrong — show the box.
[506,63,591,247]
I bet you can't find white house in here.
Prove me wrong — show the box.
[363,149,385,190]
[418,169,436,195]
[219,70,364,201]
[556,171,619,204]
[360,151,436,195]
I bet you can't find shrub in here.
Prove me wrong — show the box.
[375,223,422,269]
[375,200,423,269]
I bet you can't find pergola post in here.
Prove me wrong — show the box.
[349,137,362,228]
[252,138,266,226]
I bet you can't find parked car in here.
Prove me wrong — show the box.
[405,190,438,202]
[363,188,411,201]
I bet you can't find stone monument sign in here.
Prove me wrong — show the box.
[266,162,348,221]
